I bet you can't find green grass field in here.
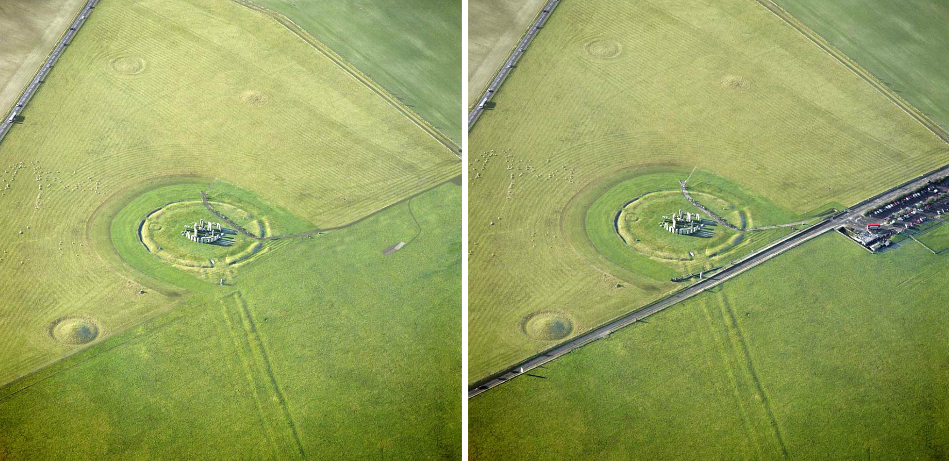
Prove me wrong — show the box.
[770,0,949,133]
[470,233,949,459]
[0,0,87,114]
[0,182,461,460]
[0,0,458,386]
[247,0,462,143]
[467,0,949,382]
[467,0,549,106]
[0,0,460,457]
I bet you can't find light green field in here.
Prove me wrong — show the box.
[470,233,949,459]
[770,0,949,133]
[247,0,462,143]
[467,0,549,107]
[0,0,87,114]
[0,0,458,387]
[0,182,461,460]
[468,0,949,382]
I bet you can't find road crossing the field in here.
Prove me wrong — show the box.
[0,0,99,146]
[469,161,949,399]
[467,0,561,132]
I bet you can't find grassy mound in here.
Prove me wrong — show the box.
[48,317,99,345]
[521,311,574,341]
[238,90,270,107]
[720,74,750,91]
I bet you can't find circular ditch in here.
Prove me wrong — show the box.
[110,56,146,75]
[584,39,623,59]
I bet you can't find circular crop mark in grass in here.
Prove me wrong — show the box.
[110,56,146,75]
[721,75,750,92]
[584,39,622,59]
[48,316,99,345]
[521,311,574,341]
[239,90,270,107]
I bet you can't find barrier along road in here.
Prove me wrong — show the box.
[0,0,100,145]
[467,0,561,132]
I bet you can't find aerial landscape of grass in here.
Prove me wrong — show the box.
[471,233,949,459]
[769,0,949,133]
[247,0,462,142]
[467,0,949,382]
[0,0,86,114]
[467,0,548,107]
[0,182,461,459]
[0,0,460,457]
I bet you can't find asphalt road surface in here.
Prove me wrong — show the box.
[467,0,560,132]
[0,0,99,145]
[469,161,949,398]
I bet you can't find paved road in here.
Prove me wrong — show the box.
[467,0,560,132]
[469,161,949,398]
[0,0,99,145]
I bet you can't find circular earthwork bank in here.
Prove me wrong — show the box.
[584,39,623,59]
[110,56,146,75]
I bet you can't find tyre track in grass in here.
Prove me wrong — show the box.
[221,292,306,459]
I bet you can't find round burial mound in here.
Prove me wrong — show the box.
[521,311,574,341]
[239,90,270,107]
[110,56,146,75]
[584,39,623,59]
[721,75,750,92]
[48,316,99,345]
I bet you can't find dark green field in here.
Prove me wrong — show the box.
[248,0,462,142]
[771,0,949,132]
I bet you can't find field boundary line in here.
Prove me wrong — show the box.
[202,174,459,238]
[227,0,460,156]
[221,292,306,459]
[752,0,949,145]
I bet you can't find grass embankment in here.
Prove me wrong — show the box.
[0,182,461,460]
[0,0,458,387]
[467,0,949,382]
[471,233,949,459]
[246,0,462,142]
